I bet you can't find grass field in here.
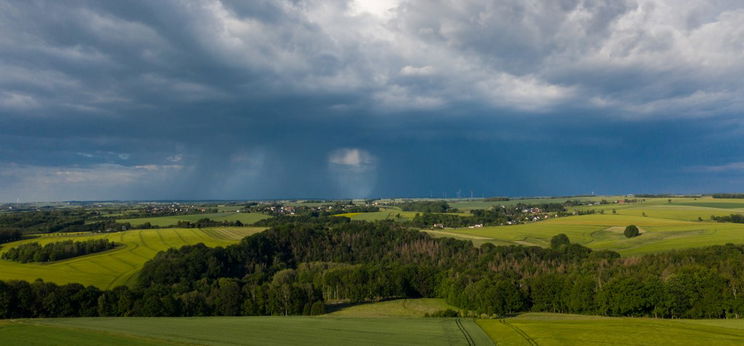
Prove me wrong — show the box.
[118,212,270,227]
[0,227,264,288]
[1,316,493,346]
[477,313,744,345]
[428,214,744,256]
[5,301,743,345]
[425,196,744,256]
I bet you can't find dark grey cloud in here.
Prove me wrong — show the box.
[2,0,744,201]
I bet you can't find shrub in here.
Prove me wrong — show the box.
[624,225,640,238]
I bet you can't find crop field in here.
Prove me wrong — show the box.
[118,212,270,227]
[419,196,744,256]
[477,313,744,345]
[0,227,264,288]
[1,316,493,346]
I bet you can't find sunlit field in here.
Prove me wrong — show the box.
[477,313,744,345]
[0,227,264,288]
[418,197,744,255]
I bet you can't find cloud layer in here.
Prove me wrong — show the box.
[2,0,744,200]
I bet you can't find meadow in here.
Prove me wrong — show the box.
[0,227,264,288]
[423,196,744,256]
[118,212,270,227]
[477,313,744,345]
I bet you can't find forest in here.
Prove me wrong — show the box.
[2,239,119,263]
[0,230,21,244]
[1,219,744,319]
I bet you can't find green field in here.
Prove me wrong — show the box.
[118,212,270,227]
[4,301,743,345]
[478,313,744,345]
[428,214,744,256]
[1,316,493,346]
[424,197,744,256]
[0,227,264,288]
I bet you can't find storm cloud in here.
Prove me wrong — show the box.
[2,0,744,201]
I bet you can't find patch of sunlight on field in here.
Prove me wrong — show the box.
[326,298,458,318]
[477,313,744,346]
[614,205,738,221]
[0,227,265,289]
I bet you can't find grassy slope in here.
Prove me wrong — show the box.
[478,313,744,346]
[118,212,270,227]
[0,227,264,288]
[6,317,491,346]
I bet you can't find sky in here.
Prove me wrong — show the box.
[2,0,744,201]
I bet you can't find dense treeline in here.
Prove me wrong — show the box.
[399,201,455,213]
[254,215,351,227]
[0,230,22,244]
[175,218,246,228]
[0,211,88,233]
[3,221,744,319]
[328,205,380,214]
[0,210,131,234]
[411,209,511,227]
[712,194,744,199]
[410,203,568,228]
[712,214,744,223]
[2,239,118,263]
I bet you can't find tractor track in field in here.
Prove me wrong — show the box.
[172,228,189,244]
[455,319,475,346]
[137,231,159,253]
[499,319,537,346]
[154,228,181,249]
[187,228,213,242]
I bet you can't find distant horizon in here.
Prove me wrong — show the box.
[3,192,739,205]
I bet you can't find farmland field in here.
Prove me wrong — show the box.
[118,212,270,227]
[0,227,264,288]
[426,197,744,256]
[4,305,743,345]
[1,316,493,346]
[477,313,744,345]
